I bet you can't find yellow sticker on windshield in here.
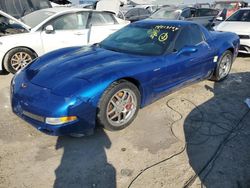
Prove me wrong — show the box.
[148,28,160,39]
[158,32,168,42]
[155,25,179,31]
[147,25,179,43]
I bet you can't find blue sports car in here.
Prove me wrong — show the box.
[11,20,239,136]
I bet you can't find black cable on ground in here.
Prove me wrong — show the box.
[127,145,186,188]
[184,108,250,188]
[128,98,187,188]
[127,97,250,188]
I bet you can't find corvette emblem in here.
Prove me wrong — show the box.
[21,83,27,88]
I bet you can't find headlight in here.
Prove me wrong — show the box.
[45,116,78,125]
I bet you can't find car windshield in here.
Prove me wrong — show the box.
[150,9,180,19]
[226,9,250,21]
[99,23,180,56]
[21,10,55,28]
[214,3,237,10]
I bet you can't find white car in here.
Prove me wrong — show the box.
[215,8,250,54]
[0,7,129,73]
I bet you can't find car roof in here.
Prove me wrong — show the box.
[157,5,195,11]
[134,19,194,27]
[27,6,108,14]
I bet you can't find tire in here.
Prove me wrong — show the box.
[210,50,233,82]
[3,48,36,74]
[97,80,141,131]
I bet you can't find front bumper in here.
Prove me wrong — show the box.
[12,108,93,136]
[239,39,250,54]
[11,73,97,136]
[0,50,6,71]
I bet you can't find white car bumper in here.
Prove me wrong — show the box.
[239,38,250,54]
[0,50,6,71]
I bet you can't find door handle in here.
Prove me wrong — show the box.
[153,68,161,72]
[74,32,85,35]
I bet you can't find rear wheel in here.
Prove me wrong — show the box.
[97,80,140,131]
[3,48,36,74]
[211,50,233,81]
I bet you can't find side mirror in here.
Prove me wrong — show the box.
[177,46,197,56]
[216,16,224,21]
[45,25,54,34]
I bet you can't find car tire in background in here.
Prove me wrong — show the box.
[97,80,141,131]
[3,47,36,74]
[211,50,233,81]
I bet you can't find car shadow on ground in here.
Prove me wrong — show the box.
[238,53,250,58]
[0,70,9,75]
[54,128,116,188]
[184,72,250,187]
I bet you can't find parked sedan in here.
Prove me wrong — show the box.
[0,7,129,74]
[150,6,219,29]
[11,20,239,136]
[215,8,250,54]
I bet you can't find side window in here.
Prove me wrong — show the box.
[139,9,150,16]
[102,13,115,24]
[181,9,191,18]
[125,9,139,18]
[174,28,192,51]
[189,25,204,45]
[51,13,78,30]
[212,10,219,16]
[90,12,115,26]
[77,12,89,29]
[196,9,217,17]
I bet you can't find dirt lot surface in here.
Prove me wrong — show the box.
[0,56,250,188]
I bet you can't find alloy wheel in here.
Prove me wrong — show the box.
[10,52,33,71]
[106,89,137,127]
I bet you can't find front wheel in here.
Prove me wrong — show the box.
[97,80,141,131]
[3,48,36,74]
[210,50,233,81]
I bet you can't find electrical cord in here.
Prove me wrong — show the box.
[184,108,250,188]
[127,97,250,188]
[128,98,187,188]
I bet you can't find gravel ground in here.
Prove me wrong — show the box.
[0,55,249,188]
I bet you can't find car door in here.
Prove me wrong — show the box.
[153,27,194,93]
[159,25,212,90]
[176,25,212,81]
[40,12,89,53]
[88,12,126,44]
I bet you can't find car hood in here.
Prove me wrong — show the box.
[215,21,250,34]
[0,10,31,31]
[25,46,146,94]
